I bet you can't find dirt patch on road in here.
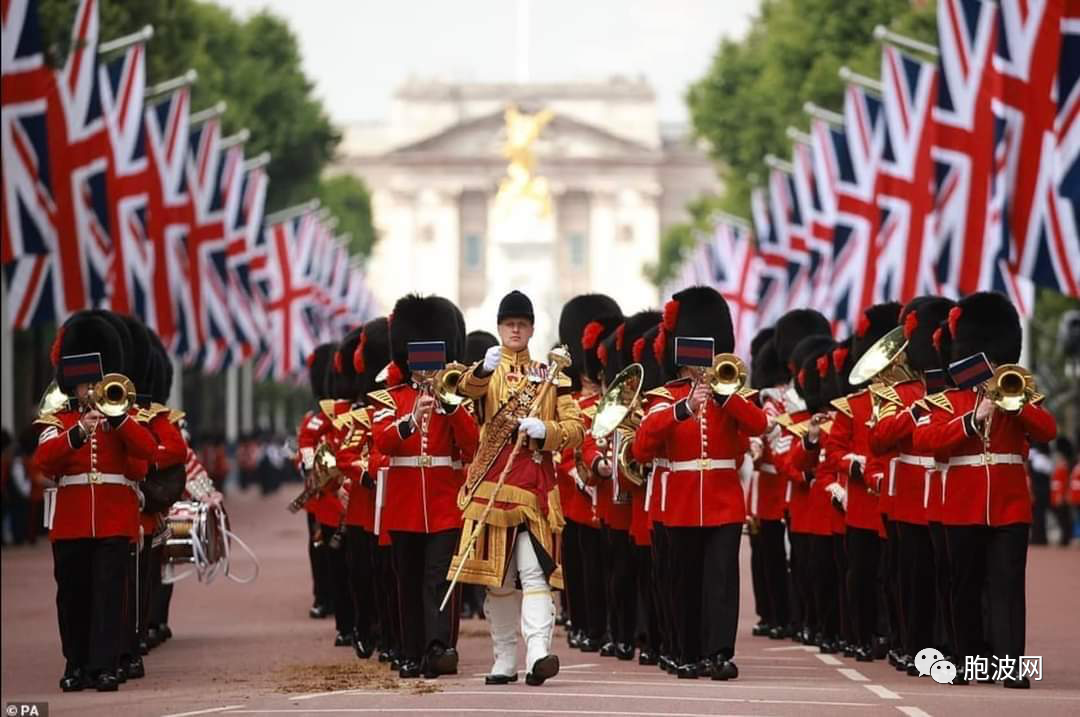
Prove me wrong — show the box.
[272,660,444,695]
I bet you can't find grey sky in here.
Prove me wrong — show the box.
[218,0,760,125]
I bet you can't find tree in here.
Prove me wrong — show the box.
[318,175,377,257]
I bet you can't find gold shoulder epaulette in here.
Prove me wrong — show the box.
[147,402,172,419]
[785,420,809,438]
[644,387,674,402]
[925,392,954,414]
[319,399,338,420]
[582,404,598,420]
[34,414,64,429]
[870,384,904,406]
[367,389,396,411]
[168,409,186,424]
[737,387,758,401]
[350,407,372,428]
[774,412,793,428]
[555,373,572,388]
[830,397,853,418]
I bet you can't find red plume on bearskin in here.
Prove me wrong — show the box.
[662,298,679,332]
[50,326,65,367]
[948,306,962,339]
[333,351,344,374]
[817,355,829,379]
[614,324,626,352]
[832,346,848,372]
[581,321,604,350]
[932,328,944,353]
[306,351,317,369]
[904,311,919,340]
[797,368,807,388]
[653,327,666,364]
[597,343,609,367]
[855,312,871,338]
[632,337,645,363]
[353,330,368,374]
[386,361,404,387]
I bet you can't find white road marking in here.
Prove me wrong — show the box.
[221,711,794,716]
[837,668,869,682]
[896,707,933,717]
[816,654,843,666]
[295,689,875,707]
[293,689,388,701]
[765,645,819,652]
[560,663,601,670]
[161,707,246,717]
[550,679,854,691]
[865,685,902,700]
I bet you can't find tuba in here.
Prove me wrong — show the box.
[90,373,136,417]
[591,363,644,439]
[615,429,645,487]
[985,364,1036,412]
[703,353,748,397]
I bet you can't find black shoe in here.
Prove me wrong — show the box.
[696,658,715,675]
[114,664,128,683]
[1003,677,1030,689]
[398,660,422,678]
[819,641,838,654]
[768,626,786,640]
[377,650,393,663]
[872,637,889,660]
[125,656,146,679]
[615,642,635,661]
[424,646,459,676]
[578,637,602,653]
[485,673,518,685]
[309,603,331,619]
[660,655,676,673]
[60,665,87,692]
[752,622,771,637]
[906,662,921,677]
[390,656,403,671]
[568,630,581,649]
[334,631,352,647]
[138,640,150,656]
[887,649,900,667]
[525,654,559,686]
[855,646,874,662]
[94,670,120,692]
[710,660,739,681]
[555,614,568,627]
[353,636,374,659]
[158,624,173,641]
[843,643,856,658]
[638,651,659,666]
[895,654,911,672]
[599,641,616,657]
[676,663,700,679]
[146,627,162,649]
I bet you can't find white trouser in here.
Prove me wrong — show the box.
[484,529,554,676]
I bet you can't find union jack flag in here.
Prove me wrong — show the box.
[709,219,760,360]
[220,147,268,363]
[769,167,814,310]
[1050,4,1080,293]
[808,118,844,330]
[792,140,833,317]
[876,45,938,303]
[751,186,788,328]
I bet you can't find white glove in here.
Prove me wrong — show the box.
[482,345,502,372]
[519,417,547,439]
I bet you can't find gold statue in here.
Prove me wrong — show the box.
[495,104,554,218]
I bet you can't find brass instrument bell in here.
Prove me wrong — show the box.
[985,364,1035,412]
[37,381,72,417]
[591,363,644,439]
[616,429,645,487]
[312,442,341,485]
[849,325,911,386]
[90,373,136,417]
[423,362,467,407]
[704,353,748,396]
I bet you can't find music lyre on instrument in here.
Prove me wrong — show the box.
[439,345,572,612]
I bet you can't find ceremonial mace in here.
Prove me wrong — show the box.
[439,345,571,611]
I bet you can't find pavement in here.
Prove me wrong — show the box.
[3,488,1079,717]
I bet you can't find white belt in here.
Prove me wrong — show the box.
[897,454,936,468]
[947,453,1024,467]
[58,473,137,489]
[669,458,737,472]
[389,455,454,468]
[653,458,670,469]
[759,463,777,474]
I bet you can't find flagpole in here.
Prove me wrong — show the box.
[785,127,811,145]
[764,154,795,173]
[189,101,227,126]
[712,211,751,231]
[803,101,844,126]
[146,69,198,100]
[264,199,320,226]
[873,25,939,58]
[244,152,271,171]
[220,128,251,149]
[839,66,883,94]
[98,25,153,55]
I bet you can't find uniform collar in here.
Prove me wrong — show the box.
[500,345,532,368]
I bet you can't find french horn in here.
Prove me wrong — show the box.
[849,326,915,386]
[591,363,644,439]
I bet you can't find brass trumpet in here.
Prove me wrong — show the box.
[89,373,136,417]
[985,364,1036,412]
[702,353,748,397]
[416,362,467,407]
[287,442,342,514]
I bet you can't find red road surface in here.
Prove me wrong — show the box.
[3,489,1079,716]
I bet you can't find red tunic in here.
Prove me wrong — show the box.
[869,380,932,525]
[372,384,479,534]
[337,405,376,533]
[36,409,157,540]
[912,388,1056,526]
[632,379,767,527]
[559,392,599,526]
[829,393,884,534]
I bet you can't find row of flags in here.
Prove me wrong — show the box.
[0,0,377,381]
[665,0,1079,359]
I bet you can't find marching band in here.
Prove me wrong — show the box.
[31,286,1057,693]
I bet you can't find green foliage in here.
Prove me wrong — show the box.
[39,0,339,211]
[1030,289,1080,431]
[317,174,377,257]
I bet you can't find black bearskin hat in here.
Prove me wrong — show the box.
[307,342,338,402]
[582,314,624,386]
[53,311,126,392]
[119,314,154,396]
[635,324,666,391]
[148,335,173,405]
[790,335,836,404]
[559,293,623,389]
[656,286,734,376]
[330,327,365,401]
[774,309,831,371]
[900,297,956,373]
[830,337,855,397]
[615,309,661,379]
[389,294,466,380]
[466,330,499,364]
[949,291,1021,366]
[356,317,391,398]
[851,302,902,367]
[751,327,789,389]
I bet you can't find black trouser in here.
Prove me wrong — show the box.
[749,528,769,624]
[882,517,902,651]
[123,535,153,655]
[308,512,332,610]
[634,544,661,652]
[345,526,376,646]
[810,534,839,641]
[149,543,172,628]
[833,533,852,645]
[896,521,934,658]
[667,524,741,663]
[321,522,354,637]
[845,526,880,649]
[788,531,814,635]
[576,522,608,641]
[946,523,1028,665]
[374,544,401,653]
[390,529,460,662]
[562,519,587,635]
[928,522,954,655]
[53,537,129,673]
[1054,505,1074,546]
[651,524,677,658]
[604,526,637,645]
[751,519,788,628]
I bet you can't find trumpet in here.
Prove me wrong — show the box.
[89,373,136,417]
[416,362,467,408]
[985,364,1036,412]
[287,442,342,514]
[702,353,748,397]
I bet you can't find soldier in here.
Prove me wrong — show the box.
[633,286,767,680]
[372,295,480,679]
[912,292,1056,687]
[36,312,158,691]
[450,290,584,687]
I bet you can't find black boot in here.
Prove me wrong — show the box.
[125,656,146,679]
[614,642,635,661]
[353,635,373,659]
[398,660,422,678]
[334,631,352,647]
[59,664,87,692]
[94,670,120,692]
[525,654,560,686]
[710,660,739,681]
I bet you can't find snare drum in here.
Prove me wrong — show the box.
[164,500,227,566]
